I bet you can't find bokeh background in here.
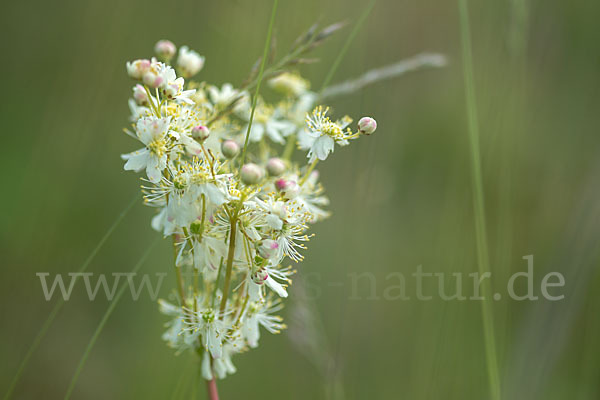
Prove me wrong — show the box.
[2,0,600,399]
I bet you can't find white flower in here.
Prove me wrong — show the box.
[190,234,227,274]
[151,206,177,236]
[128,98,150,122]
[253,195,312,263]
[158,299,199,353]
[122,116,171,183]
[123,38,380,382]
[296,171,331,222]
[303,106,354,163]
[208,83,246,110]
[242,300,285,348]
[255,198,287,230]
[203,343,238,380]
[177,46,205,78]
[244,105,296,144]
[265,275,288,298]
[159,65,195,104]
[183,307,228,359]
[247,264,290,300]
[265,265,293,297]
[144,162,229,228]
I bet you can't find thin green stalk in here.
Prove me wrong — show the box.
[64,237,158,400]
[219,215,238,317]
[299,159,318,186]
[318,0,376,97]
[239,0,279,167]
[4,193,138,400]
[458,1,501,400]
[211,258,224,309]
[281,134,296,160]
[172,236,188,309]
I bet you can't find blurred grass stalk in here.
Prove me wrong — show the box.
[321,53,447,100]
[64,237,159,400]
[458,1,502,400]
[3,194,139,400]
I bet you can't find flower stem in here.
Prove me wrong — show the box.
[205,377,219,400]
[219,214,238,317]
[282,133,296,160]
[299,159,318,186]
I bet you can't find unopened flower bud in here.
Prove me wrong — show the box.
[275,179,287,191]
[266,158,286,176]
[240,163,263,185]
[132,84,148,105]
[221,140,240,159]
[251,268,269,285]
[143,71,163,89]
[257,239,279,260]
[192,125,210,141]
[154,40,176,60]
[177,46,205,78]
[126,59,151,80]
[358,117,377,135]
[282,180,300,199]
[275,179,299,199]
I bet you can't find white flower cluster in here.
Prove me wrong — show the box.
[122,39,377,381]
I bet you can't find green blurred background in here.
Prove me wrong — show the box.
[2,0,600,399]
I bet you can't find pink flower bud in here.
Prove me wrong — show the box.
[132,84,148,105]
[221,140,240,159]
[240,163,263,185]
[275,178,287,191]
[358,117,377,135]
[192,125,210,141]
[275,179,300,199]
[258,239,279,259]
[154,40,176,60]
[266,157,286,176]
[126,59,151,80]
[251,268,269,285]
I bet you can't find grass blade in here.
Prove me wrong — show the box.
[3,193,138,400]
[239,0,280,167]
[458,1,502,399]
[318,0,376,96]
[63,236,158,400]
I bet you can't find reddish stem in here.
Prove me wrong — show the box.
[206,378,219,400]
